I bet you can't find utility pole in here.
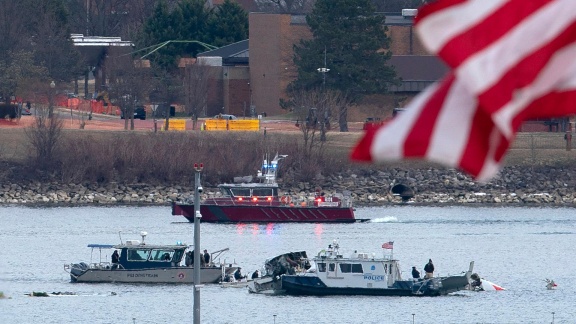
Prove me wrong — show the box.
[193,163,203,324]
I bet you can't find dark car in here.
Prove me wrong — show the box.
[121,106,146,120]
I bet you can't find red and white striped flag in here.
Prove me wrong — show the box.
[382,241,394,249]
[351,0,576,181]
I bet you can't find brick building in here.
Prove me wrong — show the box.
[197,10,447,118]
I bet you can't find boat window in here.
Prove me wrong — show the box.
[128,249,150,261]
[149,249,174,262]
[339,263,352,273]
[230,188,251,197]
[328,263,336,271]
[352,264,363,273]
[252,188,274,197]
[317,263,326,272]
[219,187,232,196]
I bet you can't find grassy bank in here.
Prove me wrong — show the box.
[0,127,573,186]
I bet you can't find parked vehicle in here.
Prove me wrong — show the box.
[121,106,146,120]
[213,114,237,120]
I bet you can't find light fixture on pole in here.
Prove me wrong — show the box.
[317,46,330,89]
[49,81,56,118]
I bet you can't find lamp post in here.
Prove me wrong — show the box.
[193,163,204,324]
[49,81,56,118]
[317,48,330,142]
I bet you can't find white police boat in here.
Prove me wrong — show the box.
[280,240,474,297]
[64,231,237,284]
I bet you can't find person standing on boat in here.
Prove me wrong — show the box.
[424,259,435,278]
[111,250,119,270]
[412,266,420,279]
[203,249,210,266]
[185,251,193,267]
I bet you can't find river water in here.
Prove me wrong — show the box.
[0,205,573,324]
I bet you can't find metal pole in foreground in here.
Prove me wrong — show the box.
[193,163,203,324]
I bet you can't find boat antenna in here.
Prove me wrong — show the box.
[140,231,148,245]
[118,231,123,244]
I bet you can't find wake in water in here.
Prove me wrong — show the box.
[370,216,398,223]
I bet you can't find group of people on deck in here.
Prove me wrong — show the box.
[184,249,211,267]
[411,259,435,280]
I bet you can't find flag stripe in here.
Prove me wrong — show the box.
[434,0,554,68]
[491,42,576,137]
[459,1,576,97]
[416,0,508,53]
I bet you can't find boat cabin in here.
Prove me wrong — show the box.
[313,242,401,288]
[218,183,279,200]
[93,241,187,270]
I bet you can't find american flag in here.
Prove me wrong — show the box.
[382,241,394,249]
[351,0,576,181]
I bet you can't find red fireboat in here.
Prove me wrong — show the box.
[172,154,362,223]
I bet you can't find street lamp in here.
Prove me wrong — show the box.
[49,81,56,118]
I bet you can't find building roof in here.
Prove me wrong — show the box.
[198,40,249,65]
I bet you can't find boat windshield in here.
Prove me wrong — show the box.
[128,249,150,261]
[149,249,175,262]
[252,188,275,197]
[230,188,251,197]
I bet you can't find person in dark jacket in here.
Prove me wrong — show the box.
[111,250,119,264]
[203,249,210,266]
[251,270,260,279]
[424,259,435,278]
[111,250,120,270]
[234,268,245,280]
[411,266,420,279]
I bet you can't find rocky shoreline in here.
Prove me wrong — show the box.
[1,165,575,206]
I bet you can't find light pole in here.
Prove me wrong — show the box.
[49,81,56,118]
[317,47,330,142]
[193,163,204,324]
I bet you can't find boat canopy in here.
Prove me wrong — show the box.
[87,244,115,249]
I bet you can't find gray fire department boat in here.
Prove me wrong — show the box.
[64,231,237,284]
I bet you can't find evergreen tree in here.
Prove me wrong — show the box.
[139,0,183,70]
[209,0,249,47]
[290,0,397,131]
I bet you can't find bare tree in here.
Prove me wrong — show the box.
[25,87,64,170]
[149,67,183,132]
[291,88,343,157]
[107,49,152,130]
[183,62,214,130]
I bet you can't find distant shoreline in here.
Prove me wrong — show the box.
[2,164,576,207]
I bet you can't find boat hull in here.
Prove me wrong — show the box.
[173,203,357,223]
[281,275,470,297]
[70,267,232,284]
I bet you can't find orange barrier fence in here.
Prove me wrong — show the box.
[61,98,120,116]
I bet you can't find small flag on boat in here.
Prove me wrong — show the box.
[382,241,394,249]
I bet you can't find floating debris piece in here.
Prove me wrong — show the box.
[27,291,78,297]
[29,292,49,297]
[545,279,557,290]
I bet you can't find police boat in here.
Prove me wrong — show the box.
[280,240,474,297]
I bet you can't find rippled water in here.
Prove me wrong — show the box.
[0,205,573,324]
